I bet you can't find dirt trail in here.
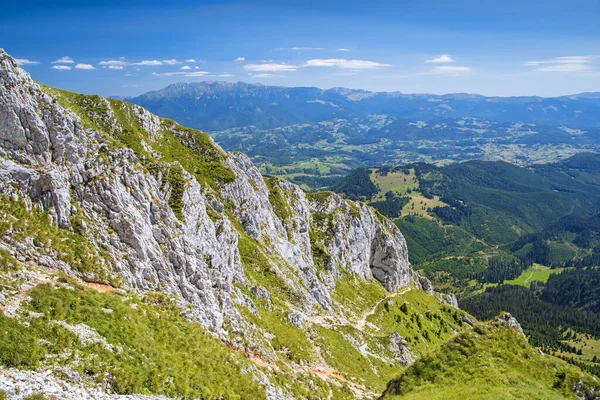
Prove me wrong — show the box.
[245,285,414,399]
[83,281,115,293]
[2,280,38,317]
[304,286,412,333]
[1,267,50,317]
[524,269,535,283]
[356,286,411,331]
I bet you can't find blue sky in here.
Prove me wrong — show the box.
[2,0,600,97]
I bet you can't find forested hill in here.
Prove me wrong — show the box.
[330,153,600,289]
[335,153,600,244]
[330,154,600,378]
[420,154,600,234]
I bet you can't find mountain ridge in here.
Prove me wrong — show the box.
[126,80,600,193]
[127,80,600,103]
[128,80,600,131]
[0,48,456,399]
[1,49,598,399]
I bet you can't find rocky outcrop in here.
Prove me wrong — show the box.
[0,368,171,400]
[495,312,526,338]
[388,332,415,366]
[0,48,419,333]
[0,49,452,400]
[436,292,459,309]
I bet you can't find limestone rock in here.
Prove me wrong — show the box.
[436,292,459,308]
[388,332,415,366]
[0,48,439,400]
[496,312,526,338]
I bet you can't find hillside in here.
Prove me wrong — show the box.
[1,48,598,399]
[330,158,600,378]
[332,156,600,268]
[0,49,482,399]
[381,315,599,400]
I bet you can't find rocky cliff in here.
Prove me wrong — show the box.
[0,49,461,399]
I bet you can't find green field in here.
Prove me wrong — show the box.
[557,333,600,366]
[368,168,447,218]
[369,168,419,200]
[505,264,564,287]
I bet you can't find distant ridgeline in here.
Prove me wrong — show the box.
[128,82,600,191]
[331,153,600,275]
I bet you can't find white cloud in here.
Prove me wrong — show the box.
[163,59,181,65]
[152,71,209,77]
[15,59,40,66]
[429,65,472,74]
[152,72,182,76]
[235,56,246,61]
[291,47,325,51]
[425,54,455,63]
[525,55,596,73]
[99,60,128,67]
[553,56,596,64]
[194,66,199,70]
[185,71,210,77]
[137,60,162,66]
[304,59,391,69]
[534,64,593,72]
[211,73,234,77]
[74,63,95,70]
[51,65,72,71]
[337,48,351,52]
[109,65,123,70]
[525,56,597,66]
[181,65,192,70]
[244,63,298,72]
[250,73,281,78]
[185,59,197,63]
[52,56,75,64]
[99,59,162,67]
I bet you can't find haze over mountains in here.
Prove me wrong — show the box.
[128,81,600,191]
[129,81,600,130]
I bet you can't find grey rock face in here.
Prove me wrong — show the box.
[0,49,430,398]
[388,332,415,366]
[461,315,477,327]
[0,368,172,400]
[410,270,434,295]
[0,49,422,327]
[436,292,459,308]
[287,311,304,328]
[496,312,526,338]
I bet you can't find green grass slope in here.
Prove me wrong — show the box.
[0,283,266,398]
[381,320,599,400]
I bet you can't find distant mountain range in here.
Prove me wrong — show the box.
[128,81,600,131]
[127,82,600,191]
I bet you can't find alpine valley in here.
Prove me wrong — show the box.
[1,47,599,400]
[129,81,600,191]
